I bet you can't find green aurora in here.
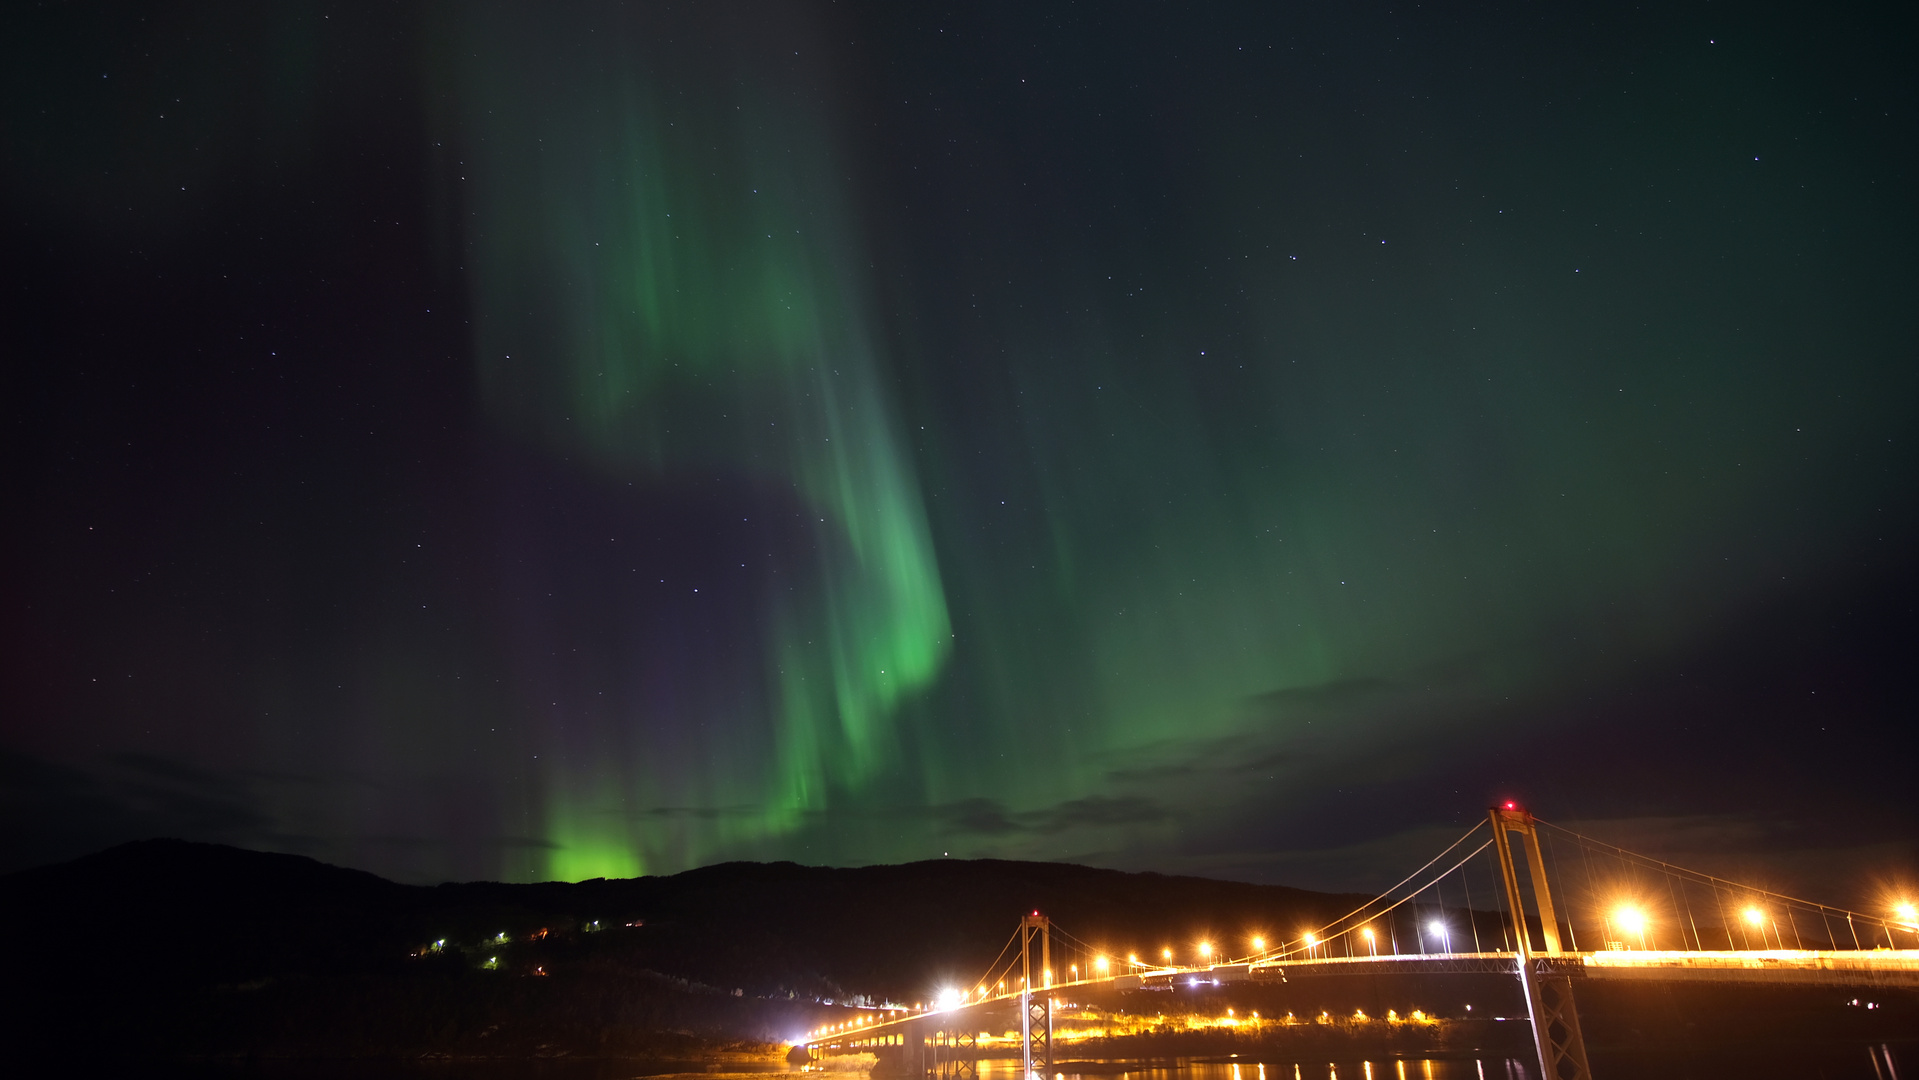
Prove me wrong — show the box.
[437,4,1912,881]
[451,10,954,878]
[1,1,1912,889]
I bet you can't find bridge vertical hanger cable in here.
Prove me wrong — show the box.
[1460,856,1484,953]
[1281,838,1495,960]
[1631,852,1654,949]
[1535,818,1906,937]
[1544,830,1579,951]
[1665,874,1687,950]
[1576,835,1602,947]
[1488,851,1511,952]
[1719,883,1742,950]
[1681,877,1702,951]
[1259,821,1488,961]
[967,926,1027,1003]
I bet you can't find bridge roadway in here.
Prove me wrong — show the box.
[811,949,1919,1051]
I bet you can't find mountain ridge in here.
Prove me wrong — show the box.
[0,837,1367,1058]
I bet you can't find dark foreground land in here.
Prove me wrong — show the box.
[2,840,1914,1071]
[0,839,1365,1060]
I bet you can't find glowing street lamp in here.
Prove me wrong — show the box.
[1302,932,1317,959]
[1614,906,1647,950]
[1251,936,1265,952]
[1095,956,1110,974]
[1197,942,1212,961]
[1361,926,1377,957]
[1428,921,1450,954]
[1894,902,1917,929]
[1161,948,1173,963]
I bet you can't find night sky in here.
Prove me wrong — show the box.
[4,2,1914,898]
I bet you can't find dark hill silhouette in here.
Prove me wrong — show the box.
[7,838,413,982]
[0,840,1365,1060]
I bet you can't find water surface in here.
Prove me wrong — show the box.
[52,1044,1913,1080]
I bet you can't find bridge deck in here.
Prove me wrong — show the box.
[811,949,1919,1046]
[1580,948,1919,987]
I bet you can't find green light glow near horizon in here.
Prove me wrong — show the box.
[452,10,950,878]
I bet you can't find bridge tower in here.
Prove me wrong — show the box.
[1019,912,1052,1080]
[1490,804,1592,1080]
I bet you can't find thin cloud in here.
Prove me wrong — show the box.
[927,794,1172,838]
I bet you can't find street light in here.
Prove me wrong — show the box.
[1198,942,1212,961]
[1251,936,1265,952]
[1614,906,1647,949]
[1095,956,1109,973]
[1302,932,1317,959]
[1428,921,1449,953]
[1361,926,1377,957]
[1161,948,1172,962]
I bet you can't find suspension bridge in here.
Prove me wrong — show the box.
[799,804,1919,1080]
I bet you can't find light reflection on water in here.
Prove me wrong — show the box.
[957,1045,1913,1080]
[973,1058,1516,1080]
[52,1043,1911,1080]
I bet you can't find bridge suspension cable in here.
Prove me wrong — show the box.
[1266,834,1497,962]
[963,924,1027,1001]
[1236,820,1493,963]
[1534,818,1915,951]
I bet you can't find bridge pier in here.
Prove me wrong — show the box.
[1493,805,1593,1080]
[1021,992,1052,1080]
[928,1023,979,1080]
[1020,913,1053,1080]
